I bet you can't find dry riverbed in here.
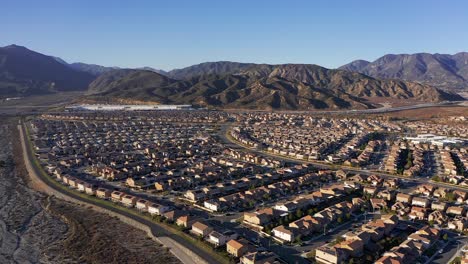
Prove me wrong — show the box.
[0,120,180,264]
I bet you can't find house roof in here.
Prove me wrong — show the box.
[192,221,210,231]
[227,239,246,250]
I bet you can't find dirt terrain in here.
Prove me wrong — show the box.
[0,120,180,264]
[381,106,468,119]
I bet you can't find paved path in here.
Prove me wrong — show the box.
[18,122,220,264]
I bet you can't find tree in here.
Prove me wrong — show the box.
[305,250,316,259]
[295,235,303,243]
[296,209,303,219]
[336,237,345,243]
[431,175,441,182]
[446,192,455,202]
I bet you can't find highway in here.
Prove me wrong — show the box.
[18,121,222,264]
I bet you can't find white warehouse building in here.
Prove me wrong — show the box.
[66,104,193,111]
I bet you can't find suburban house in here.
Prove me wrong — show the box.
[191,221,213,237]
[396,193,413,204]
[147,203,170,216]
[176,215,198,228]
[207,230,238,247]
[96,188,111,199]
[411,197,430,208]
[111,191,125,202]
[315,245,347,264]
[241,251,277,264]
[121,195,137,207]
[272,225,295,243]
[226,239,251,258]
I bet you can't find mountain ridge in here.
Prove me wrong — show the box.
[86,64,463,110]
[339,52,468,92]
[0,45,95,96]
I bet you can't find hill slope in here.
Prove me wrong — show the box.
[87,64,463,110]
[0,45,95,97]
[69,63,120,76]
[339,53,468,92]
[167,61,255,80]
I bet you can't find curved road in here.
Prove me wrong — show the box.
[18,122,221,264]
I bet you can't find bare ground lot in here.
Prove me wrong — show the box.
[0,120,180,264]
[381,106,468,119]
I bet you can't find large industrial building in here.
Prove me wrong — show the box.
[66,104,193,111]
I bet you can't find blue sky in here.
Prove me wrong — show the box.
[2,0,467,70]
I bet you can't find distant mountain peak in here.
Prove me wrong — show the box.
[339,52,468,91]
[3,44,28,50]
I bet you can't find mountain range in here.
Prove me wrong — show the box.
[86,64,461,110]
[0,44,465,110]
[0,45,95,96]
[339,53,468,92]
